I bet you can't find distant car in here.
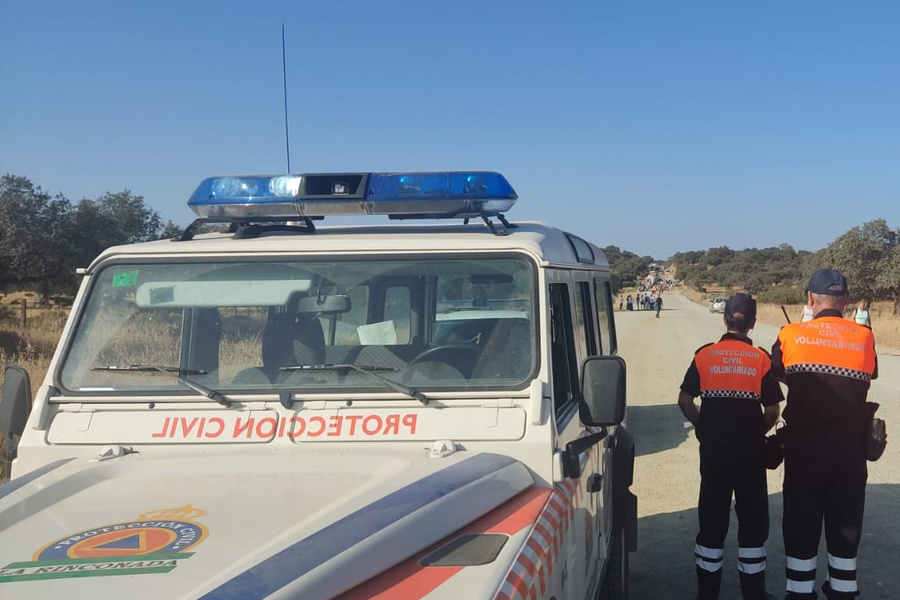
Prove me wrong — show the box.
[709,296,729,313]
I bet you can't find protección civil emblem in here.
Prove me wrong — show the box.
[0,504,208,583]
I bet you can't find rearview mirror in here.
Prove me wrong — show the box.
[295,294,351,314]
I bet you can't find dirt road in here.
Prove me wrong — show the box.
[617,292,900,599]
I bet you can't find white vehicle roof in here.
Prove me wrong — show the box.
[87,221,610,271]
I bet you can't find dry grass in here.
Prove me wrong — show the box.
[754,302,900,348]
[0,346,56,483]
[678,288,900,349]
[679,287,708,305]
[1,306,67,483]
[0,308,66,392]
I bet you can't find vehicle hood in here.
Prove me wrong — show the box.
[0,450,534,599]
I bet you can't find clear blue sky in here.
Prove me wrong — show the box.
[2,0,898,260]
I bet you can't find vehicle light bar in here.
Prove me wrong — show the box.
[188,171,517,219]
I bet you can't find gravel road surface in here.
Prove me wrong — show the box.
[617,292,899,600]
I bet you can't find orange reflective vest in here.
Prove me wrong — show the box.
[773,313,877,428]
[776,317,876,381]
[694,339,772,400]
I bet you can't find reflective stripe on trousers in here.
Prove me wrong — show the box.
[827,553,858,594]
[696,544,724,572]
[786,555,816,595]
[737,545,766,575]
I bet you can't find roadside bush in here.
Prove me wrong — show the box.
[755,286,806,305]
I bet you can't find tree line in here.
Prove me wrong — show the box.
[669,219,900,314]
[602,246,658,294]
[2,173,663,301]
[3,174,897,314]
[0,174,182,298]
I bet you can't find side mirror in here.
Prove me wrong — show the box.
[562,356,627,479]
[580,355,626,426]
[1,366,32,468]
[0,365,32,438]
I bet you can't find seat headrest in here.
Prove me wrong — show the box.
[262,313,326,372]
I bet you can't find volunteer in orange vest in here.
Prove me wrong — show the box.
[679,293,783,600]
[771,269,877,600]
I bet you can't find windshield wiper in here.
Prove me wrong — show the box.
[281,364,429,405]
[93,365,232,407]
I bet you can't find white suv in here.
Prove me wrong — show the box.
[709,296,729,313]
[0,171,636,600]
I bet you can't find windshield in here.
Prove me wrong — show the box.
[59,256,537,395]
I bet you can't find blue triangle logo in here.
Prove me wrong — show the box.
[95,533,142,550]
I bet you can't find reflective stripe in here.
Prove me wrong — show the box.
[828,576,858,593]
[786,556,817,571]
[738,560,766,574]
[700,389,762,400]
[198,453,519,600]
[696,558,724,572]
[828,554,857,571]
[787,579,816,594]
[738,546,766,559]
[0,458,75,501]
[695,544,724,559]
[785,363,872,381]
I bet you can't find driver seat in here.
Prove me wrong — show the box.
[234,312,326,385]
[263,313,326,374]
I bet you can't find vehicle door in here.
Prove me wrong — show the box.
[573,273,607,592]
[591,275,619,567]
[548,271,600,600]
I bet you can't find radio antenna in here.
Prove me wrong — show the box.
[282,23,291,173]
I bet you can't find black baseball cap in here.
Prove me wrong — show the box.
[725,293,757,324]
[808,269,848,296]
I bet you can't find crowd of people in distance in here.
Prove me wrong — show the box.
[620,292,662,313]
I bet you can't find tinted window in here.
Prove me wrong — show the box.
[550,283,580,420]
[575,281,598,357]
[565,234,595,264]
[593,278,617,354]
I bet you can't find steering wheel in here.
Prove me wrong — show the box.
[407,344,481,377]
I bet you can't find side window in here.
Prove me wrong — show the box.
[383,286,412,344]
[593,278,617,355]
[574,280,598,357]
[549,283,580,420]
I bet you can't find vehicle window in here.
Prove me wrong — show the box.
[565,233,595,264]
[59,257,536,395]
[550,282,580,420]
[574,281,597,357]
[383,286,411,344]
[593,278,617,355]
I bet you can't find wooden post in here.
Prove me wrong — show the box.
[20,299,27,328]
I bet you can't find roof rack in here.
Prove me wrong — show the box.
[173,216,318,242]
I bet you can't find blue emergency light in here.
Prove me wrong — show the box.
[187,171,517,219]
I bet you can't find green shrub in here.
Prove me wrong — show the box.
[756,286,805,304]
